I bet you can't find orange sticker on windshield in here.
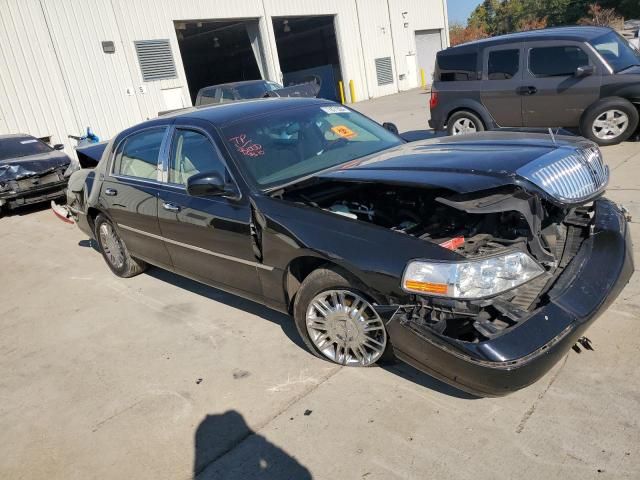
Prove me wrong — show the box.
[331,125,357,139]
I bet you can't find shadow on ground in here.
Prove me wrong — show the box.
[0,201,57,218]
[140,266,476,399]
[194,410,312,479]
[383,362,478,399]
[146,267,307,351]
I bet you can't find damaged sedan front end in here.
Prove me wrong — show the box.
[60,99,633,396]
[267,131,633,395]
[0,134,72,211]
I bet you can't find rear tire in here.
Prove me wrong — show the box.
[293,266,393,367]
[94,214,146,278]
[447,110,485,136]
[580,97,639,146]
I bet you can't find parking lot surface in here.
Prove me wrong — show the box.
[1,89,639,480]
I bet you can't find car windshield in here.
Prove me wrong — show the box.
[222,104,403,189]
[589,31,640,73]
[0,136,52,161]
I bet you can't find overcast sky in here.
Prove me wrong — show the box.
[447,0,481,25]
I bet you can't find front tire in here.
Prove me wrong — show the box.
[580,97,639,146]
[447,110,485,136]
[293,267,391,367]
[94,214,147,278]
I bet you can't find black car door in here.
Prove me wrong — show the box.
[155,121,263,300]
[101,126,173,269]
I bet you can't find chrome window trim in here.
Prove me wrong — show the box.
[118,223,273,271]
[109,125,169,182]
[585,42,614,75]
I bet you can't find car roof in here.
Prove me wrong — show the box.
[169,97,335,126]
[118,97,337,140]
[0,133,34,141]
[199,79,272,92]
[445,25,613,51]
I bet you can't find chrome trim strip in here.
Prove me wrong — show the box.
[585,43,614,75]
[118,224,274,271]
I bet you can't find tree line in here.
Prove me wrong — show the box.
[451,1,640,46]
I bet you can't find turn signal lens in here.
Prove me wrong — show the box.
[403,280,448,295]
[402,252,545,299]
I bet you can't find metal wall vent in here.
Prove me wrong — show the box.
[375,57,394,86]
[134,39,177,82]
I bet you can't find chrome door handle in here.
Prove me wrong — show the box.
[104,188,118,196]
[162,202,181,212]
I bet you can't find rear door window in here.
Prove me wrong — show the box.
[529,46,590,77]
[437,52,478,81]
[112,128,165,180]
[487,49,520,80]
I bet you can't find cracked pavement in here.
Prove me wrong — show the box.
[1,89,639,479]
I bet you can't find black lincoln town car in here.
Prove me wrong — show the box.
[61,98,633,396]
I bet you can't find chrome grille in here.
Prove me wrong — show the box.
[517,145,609,203]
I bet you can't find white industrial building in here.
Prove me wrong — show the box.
[0,0,449,151]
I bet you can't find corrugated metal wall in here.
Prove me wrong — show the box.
[40,0,143,139]
[0,0,78,148]
[0,0,448,146]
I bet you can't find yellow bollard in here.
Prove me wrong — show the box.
[338,81,346,104]
[420,68,426,89]
[349,80,356,103]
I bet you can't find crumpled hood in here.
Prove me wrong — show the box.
[0,151,70,182]
[316,132,587,194]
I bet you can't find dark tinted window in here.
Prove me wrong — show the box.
[488,49,520,80]
[168,129,226,185]
[529,46,589,77]
[113,128,165,180]
[0,136,52,161]
[437,52,478,81]
[197,88,217,106]
[235,82,269,99]
[220,88,235,102]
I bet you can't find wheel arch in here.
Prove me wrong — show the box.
[283,255,385,314]
[444,99,495,129]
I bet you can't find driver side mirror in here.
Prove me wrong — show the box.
[53,143,65,150]
[575,65,595,78]
[186,171,239,199]
[382,122,400,135]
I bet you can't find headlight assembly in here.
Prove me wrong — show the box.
[402,251,545,299]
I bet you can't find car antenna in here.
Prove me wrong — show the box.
[548,127,557,146]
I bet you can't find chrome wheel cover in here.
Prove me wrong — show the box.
[99,222,125,269]
[305,290,387,366]
[451,117,477,135]
[592,109,629,140]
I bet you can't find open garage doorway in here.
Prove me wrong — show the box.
[272,16,342,101]
[175,19,269,103]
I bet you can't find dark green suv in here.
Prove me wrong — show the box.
[429,26,640,145]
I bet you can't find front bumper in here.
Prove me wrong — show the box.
[386,198,634,396]
[0,179,67,209]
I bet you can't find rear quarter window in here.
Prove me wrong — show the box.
[437,51,478,81]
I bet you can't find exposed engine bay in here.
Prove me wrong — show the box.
[280,180,594,343]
